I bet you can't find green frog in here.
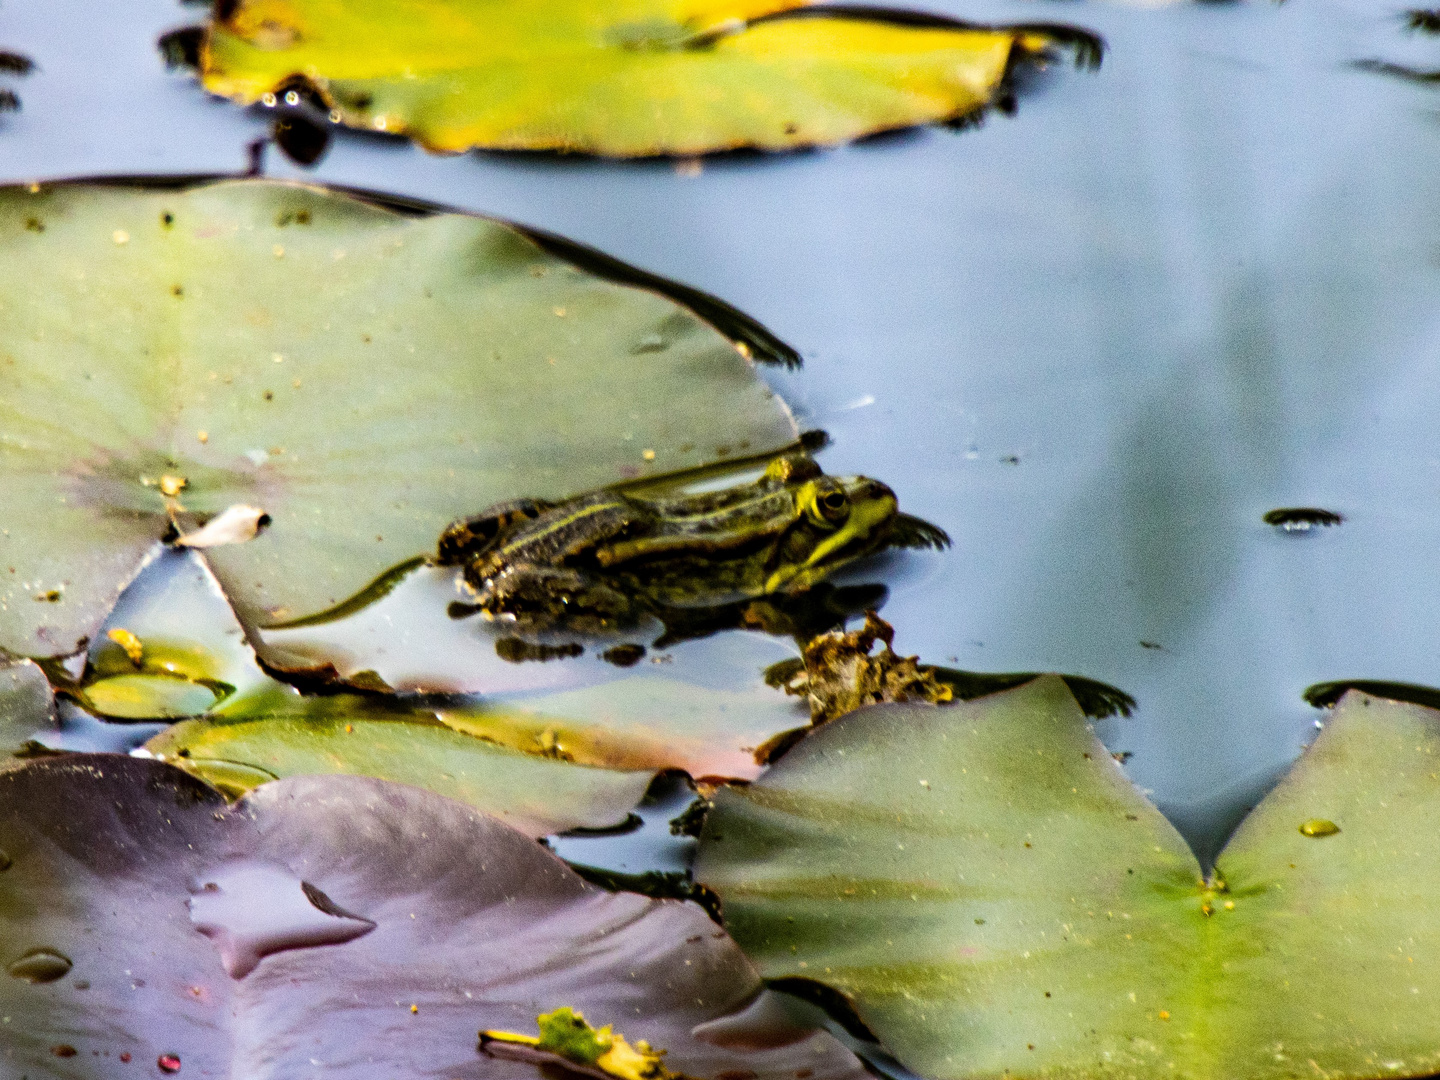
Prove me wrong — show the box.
[436,453,948,634]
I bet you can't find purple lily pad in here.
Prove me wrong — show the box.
[0,755,865,1079]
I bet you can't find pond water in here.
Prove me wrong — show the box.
[4,0,1440,874]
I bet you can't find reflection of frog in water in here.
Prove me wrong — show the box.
[436,453,949,636]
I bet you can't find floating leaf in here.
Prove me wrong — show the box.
[440,673,808,782]
[0,757,866,1080]
[483,1005,682,1080]
[177,0,1101,157]
[0,660,56,762]
[0,177,798,657]
[145,690,658,836]
[696,679,1440,1080]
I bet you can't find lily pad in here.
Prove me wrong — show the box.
[145,689,658,836]
[0,659,56,761]
[0,757,866,1079]
[439,669,810,781]
[179,0,1100,156]
[0,177,798,658]
[696,678,1440,1080]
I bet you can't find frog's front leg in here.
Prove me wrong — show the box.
[478,564,640,631]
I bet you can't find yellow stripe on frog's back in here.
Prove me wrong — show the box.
[496,498,631,560]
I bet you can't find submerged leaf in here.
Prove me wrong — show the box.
[0,178,797,657]
[145,690,658,836]
[183,0,1100,156]
[75,548,284,718]
[0,758,866,1080]
[696,680,1440,1080]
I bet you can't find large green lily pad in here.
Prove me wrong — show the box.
[0,178,797,658]
[145,689,658,836]
[185,0,1100,156]
[0,757,867,1079]
[696,678,1440,1080]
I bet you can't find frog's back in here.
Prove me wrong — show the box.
[493,493,648,567]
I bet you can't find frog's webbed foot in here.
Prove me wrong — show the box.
[885,514,951,551]
[479,565,641,631]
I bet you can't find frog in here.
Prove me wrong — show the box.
[435,452,948,635]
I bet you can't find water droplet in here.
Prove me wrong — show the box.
[189,862,374,978]
[158,1053,182,1073]
[1299,819,1340,838]
[8,948,72,983]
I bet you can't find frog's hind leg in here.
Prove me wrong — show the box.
[480,565,639,630]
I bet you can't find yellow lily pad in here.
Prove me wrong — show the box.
[183,0,1101,156]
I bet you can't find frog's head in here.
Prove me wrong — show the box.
[766,474,949,593]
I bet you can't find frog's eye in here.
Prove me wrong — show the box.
[800,481,851,527]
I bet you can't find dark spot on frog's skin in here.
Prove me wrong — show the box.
[601,643,646,667]
[1263,507,1342,532]
[494,637,583,663]
[24,217,43,232]
[171,285,183,298]
[162,212,174,228]
[1140,640,1162,650]
[0,89,17,113]
[263,390,274,401]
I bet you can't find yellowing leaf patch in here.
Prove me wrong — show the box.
[189,0,1101,156]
